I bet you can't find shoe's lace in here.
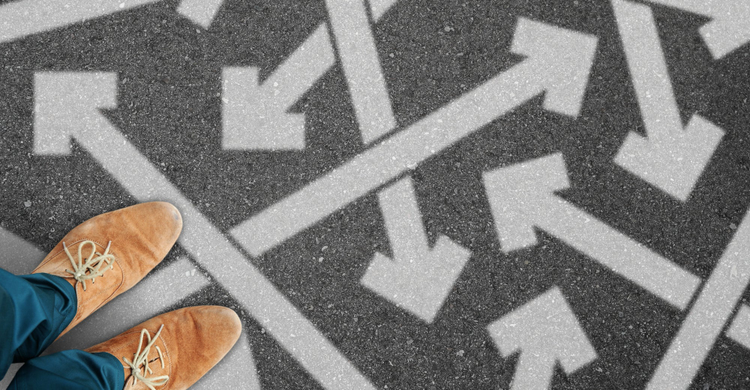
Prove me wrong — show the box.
[123,325,169,390]
[63,240,115,291]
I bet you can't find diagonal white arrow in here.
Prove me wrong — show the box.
[648,205,750,389]
[482,153,701,309]
[0,0,161,44]
[325,0,397,143]
[222,25,335,150]
[33,72,376,390]
[0,227,45,275]
[231,18,599,256]
[647,0,750,59]
[611,0,724,202]
[361,177,470,323]
[488,287,597,390]
[222,0,400,151]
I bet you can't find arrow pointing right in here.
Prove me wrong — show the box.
[612,0,724,201]
[647,0,750,59]
[361,177,471,323]
[488,287,597,390]
[231,18,599,256]
[483,153,701,309]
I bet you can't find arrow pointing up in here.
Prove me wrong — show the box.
[488,287,597,390]
[361,177,471,323]
[483,153,701,309]
[222,25,335,150]
[612,0,724,201]
[231,18,599,256]
[648,0,750,59]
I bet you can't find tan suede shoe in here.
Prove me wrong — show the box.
[32,202,183,338]
[85,306,242,390]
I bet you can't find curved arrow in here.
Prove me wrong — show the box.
[231,18,599,256]
[482,153,701,309]
[361,177,470,323]
[648,0,750,59]
[488,287,597,390]
[612,0,724,201]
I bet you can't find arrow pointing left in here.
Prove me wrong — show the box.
[0,0,161,44]
[361,177,471,323]
[33,72,377,390]
[488,287,597,390]
[612,0,724,201]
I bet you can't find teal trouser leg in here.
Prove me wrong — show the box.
[9,351,124,390]
[0,269,124,389]
[0,268,77,372]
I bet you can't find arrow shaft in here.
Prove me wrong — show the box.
[613,0,683,142]
[265,24,336,109]
[542,198,700,309]
[74,118,376,390]
[648,211,750,390]
[0,0,160,43]
[325,0,397,143]
[379,178,430,259]
[232,60,543,256]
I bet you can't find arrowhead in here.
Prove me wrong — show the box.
[34,72,117,155]
[488,287,597,375]
[361,236,471,323]
[483,153,570,252]
[614,114,724,201]
[698,1,750,59]
[222,67,306,150]
[511,18,598,117]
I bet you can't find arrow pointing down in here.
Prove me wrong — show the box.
[222,25,335,150]
[231,18,599,256]
[488,287,597,390]
[483,153,701,309]
[361,177,471,323]
[648,0,750,59]
[612,0,724,201]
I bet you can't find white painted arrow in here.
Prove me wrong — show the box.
[0,0,161,44]
[483,153,701,309]
[612,0,724,201]
[0,227,45,275]
[34,72,376,390]
[222,25,335,150]
[177,0,224,29]
[231,18,599,256]
[361,177,470,323]
[222,0,400,151]
[488,287,597,390]
[648,0,750,59]
[727,305,750,352]
[648,206,750,389]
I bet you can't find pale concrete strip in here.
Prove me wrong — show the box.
[0,364,21,390]
[727,305,750,350]
[0,227,44,275]
[325,0,397,143]
[0,0,160,43]
[177,0,224,29]
[648,211,750,389]
[45,256,210,354]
